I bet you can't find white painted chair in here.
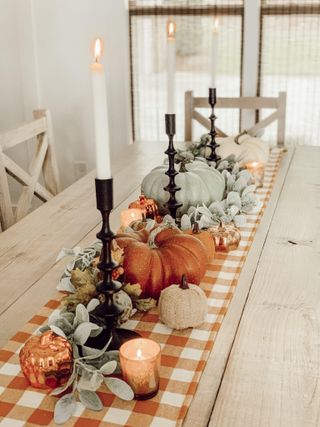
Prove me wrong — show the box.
[184,91,287,146]
[0,109,60,231]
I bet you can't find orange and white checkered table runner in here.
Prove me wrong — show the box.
[0,149,282,427]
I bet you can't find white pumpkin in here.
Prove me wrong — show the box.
[216,131,269,165]
[141,160,225,214]
[158,275,208,330]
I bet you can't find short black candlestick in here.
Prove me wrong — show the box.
[206,88,221,163]
[163,114,182,220]
[86,178,139,351]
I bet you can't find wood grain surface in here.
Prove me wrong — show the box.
[209,146,320,427]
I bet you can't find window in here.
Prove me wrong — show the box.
[259,0,320,145]
[130,0,320,145]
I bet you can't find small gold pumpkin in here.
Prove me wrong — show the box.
[158,275,208,330]
[207,222,241,252]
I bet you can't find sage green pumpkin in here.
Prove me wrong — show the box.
[141,160,225,214]
[216,132,269,165]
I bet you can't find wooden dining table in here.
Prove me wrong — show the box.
[1,142,319,427]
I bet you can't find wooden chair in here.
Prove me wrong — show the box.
[0,109,60,231]
[184,91,287,146]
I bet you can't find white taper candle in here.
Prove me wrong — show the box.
[90,38,112,179]
[167,20,176,114]
[211,18,219,88]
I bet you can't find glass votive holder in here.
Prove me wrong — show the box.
[119,338,161,400]
[245,161,265,188]
[120,208,143,228]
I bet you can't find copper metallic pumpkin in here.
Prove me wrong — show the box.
[19,331,73,389]
[207,223,241,253]
[128,195,159,220]
[116,225,207,300]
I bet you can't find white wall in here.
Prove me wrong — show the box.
[0,0,29,201]
[0,0,25,130]
[0,0,131,189]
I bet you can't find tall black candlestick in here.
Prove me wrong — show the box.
[206,88,221,163]
[86,178,139,351]
[163,114,182,220]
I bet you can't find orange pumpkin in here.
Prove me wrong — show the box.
[184,223,215,261]
[116,226,207,299]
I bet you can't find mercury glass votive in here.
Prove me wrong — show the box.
[120,209,143,228]
[119,338,161,400]
[246,161,265,188]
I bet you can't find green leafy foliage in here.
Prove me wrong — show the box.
[176,154,262,229]
[39,303,134,424]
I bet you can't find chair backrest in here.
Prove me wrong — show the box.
[0,109,60,231]
[184,91,287,146]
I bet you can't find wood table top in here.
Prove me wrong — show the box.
[0,143,319,426]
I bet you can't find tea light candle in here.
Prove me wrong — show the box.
[120,338,161,400]
[120,209,143,228]
[246,161,265,188]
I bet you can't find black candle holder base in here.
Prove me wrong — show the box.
[85,325,141,351]
[135,388,159,400]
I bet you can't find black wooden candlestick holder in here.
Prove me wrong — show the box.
[86,178,139,351]
[163,114,182,221]
[206,88,221,163]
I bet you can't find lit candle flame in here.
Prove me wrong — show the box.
[167,20,176,39]
[137,348,142,360]
[213,17,220,33]
[94,38,102,63]
[249,162,260,168]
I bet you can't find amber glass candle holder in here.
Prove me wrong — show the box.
[120,208,143,228]
[119,338,161,400]
[246,161,265,188]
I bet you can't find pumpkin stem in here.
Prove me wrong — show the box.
[234,130,248,145]
[192,222,200,234]
[180,274,189,290]
[147,223,178,248]
[179,160,189,173]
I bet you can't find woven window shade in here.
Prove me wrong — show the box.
[129,0,244,142]
[259,0,320,145]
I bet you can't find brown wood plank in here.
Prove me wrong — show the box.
[209,146,320,427]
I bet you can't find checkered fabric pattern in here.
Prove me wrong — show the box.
[0,149,282,427]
